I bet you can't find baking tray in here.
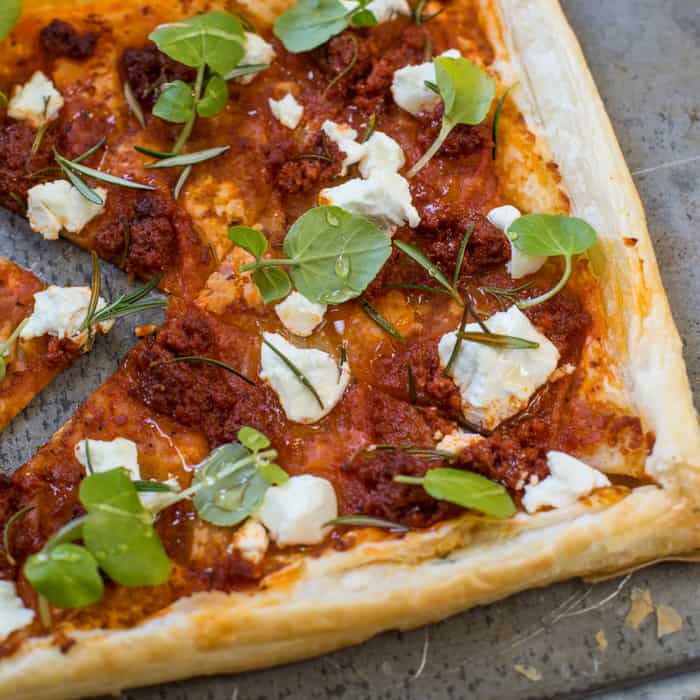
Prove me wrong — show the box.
[1,0,699,697]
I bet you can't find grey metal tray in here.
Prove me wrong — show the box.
[1,0,699,697]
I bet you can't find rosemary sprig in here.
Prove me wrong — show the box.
[0,317,29,382]
[324,515,409,532]
[385,283,451,297]
[133,480,179,493]
[365,443,455,461]
[223,63,269,81]
[3,506,34,566]
[324,34,358,96]
[492,84,514,159]
[124,81,146,128]
[84,439,94,475]
[31,124,48,158]
[413,0,445,25]
[457,331,539,349]
[453,224,474,287]
[480,280,535,310]
[173,165,192,200]
[443,300,471,377]
[143,146,230,169]
[407,366,417,405]
[262,337,324,410]
[357,296,403,341]
[361,113,377,144]
[150,355,256,386]
[134,145,173,159]
[82,252,102,349]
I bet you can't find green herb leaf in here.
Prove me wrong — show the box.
[144,145,229,169]
[223,63,269,81]
[85,275,166,327]
[274,0,349,53]
[395,468,515,518]
[149,11,246,74]
[357,296,403,341]
[24,543,104,609]
[457,331,539,349]
[254,267,293,304]
[408,57,495,176]
[350,8,377,27]
[133,480,179,493]
[0,0,21,42]
[237,426,270,452]
[262,337,324,409]
[0,317,28,382]
[58,161,104,205]
[134,145,174,159]
[173,164,192,199]
[3,505,34,565]
[151,355,255,386]
[55,148,155,193]
[0,91,7,108]
[366,444,454,461]
[492,84,513,158]
[124,81,147,129]
[453,223,474,287]
[257,462,290,485]
[228,226,268,258]
[197,74,228,118]
[153,80,195,123]
[325,515,409,531]
[393,240,462,305]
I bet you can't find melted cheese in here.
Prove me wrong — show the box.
[340,0,411,23]
[7,71,64,128]
[0,581,34,640]
[275,291,327,337]
[237,33,276,84]
[231,519,269,563]
[269,93,304,129]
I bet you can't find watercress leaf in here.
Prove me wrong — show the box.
[133,480,179,493]
[149,11,246,74]
[423,468,515,519]
[24,543,104,609]
[228,226,268,258]
[79,468,143,516]
[197,74,228,117]
[351,9,378,27]
[153,81,195,123]
[508,214,597,258]
[435,56,495,127]
[274,0,349,53]
[257,462,290,485]
[253,267,292,305]
[284,206,391,304]
[240,470,270,512]
[237,426,270,452]
[0,0,21,42]
[0,91,7,108]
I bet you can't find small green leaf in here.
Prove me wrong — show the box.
[350,8,378,26]
[0,91,7,108]
[79,468,144,516]
[274,0,349,53]
[3,505,33,565]
[253,267,293,304]
[257,462,290,485]
[0,317,28,383]
[24,544,104,609]
[508,214,597,258]
[149,11,246,74]
[325,515,409,531]
[223,63,269,81]
[457,331,539,350]
[0,0,21,42]
[197,74,228,117]
[228,226,268,258]
[144,145,230,169]
[153,81,195,123]
[357,296,403,341]
[393,240,461,305]
[152,355,255,386]
[492,84,513,158]
[237,426,270,452]
[55,149,155,193]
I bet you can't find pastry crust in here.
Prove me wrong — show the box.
[1,1,699,698]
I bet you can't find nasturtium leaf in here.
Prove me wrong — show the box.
[79,468,144,516]
[507,214,597,257]
[435,56,495,128]
[228,226,268,259]
[257,462,289,485]
[423,468,515,519]
[283,206,392,304]
[237,426,270,452]
[274,0,349,53]
[153,81,195,123]
[350,8,378,27]
[149,11,246,74]
[0,0,21,42]
[24,543,104,609]
[197,74,228,118]
[253,267,293,304]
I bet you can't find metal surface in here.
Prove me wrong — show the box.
[1,0,699,698]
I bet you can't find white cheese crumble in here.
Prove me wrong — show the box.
[359,131,406,178]
[438,305,559,431]
[0,581,35,640]
[319,171,419,231]
[340,0,411,23]
[259,332,350,424]
[27,180,106,241]
[7,71,64,129]
[391,49,460,117]
[436,430,483,454]
[522,451,610,513]
[231,519,269,564]
[238,33,276,84]
[322,121,367,175]
[20,286,113,348]
[75,437,179,509]
[275,291,327,337]
[259,474,338,546]
[269,93,304,129]
[486,205,546,279]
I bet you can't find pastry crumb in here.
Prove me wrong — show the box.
[514,664,542,682]
[134,324,157,337]
[625,587,653,629]
[595,629,608,652]
[656,605,683,638]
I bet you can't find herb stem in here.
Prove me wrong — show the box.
[239,258,294,272]
[517,255,571,309]
[408,120,451,178]
[172,64,205,155]
[394,475,425,485]
[0,317,29,359]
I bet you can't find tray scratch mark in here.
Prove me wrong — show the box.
[411,628,430,680]
[632,154,700,176]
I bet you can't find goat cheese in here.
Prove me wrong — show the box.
[231,519,269,563]
[438,305,559,431]
[20,286,112,348]
[322,121,367,174]
[340,0,411,23]
[0,581,35,640]
[319,170,419,231]
[27,180,106,241]
[7,71,64,128]
[436,430,483,454]
[259,474,338,546]
[522,451,610,513]
[391,49,460,116]
[487,205,546,279]
[269,93,304,129]
[359,131,406,177]
[275,291,327,337]
[259,332,350,423]
[236,33,276,84]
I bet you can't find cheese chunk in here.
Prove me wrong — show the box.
[275,291,327,337]
[27,180,106,241]
[322,121,366,174]
[8,71,64,128]
[340,0,411,23]
[359,131,406,178]
[487,205,546,279]
[231,519,269,564]
[436,430,483,454]
[75,437,179,509]
[438,306,559,430]
[0,581,35,640]
[259,474,338,546]
[522,451,610,513]
[237,33,276,84]
[259,332,350,424]
[20,286,113,348]
[269,93,304,129]
[391,49,460,116]
[320,171,419,231]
